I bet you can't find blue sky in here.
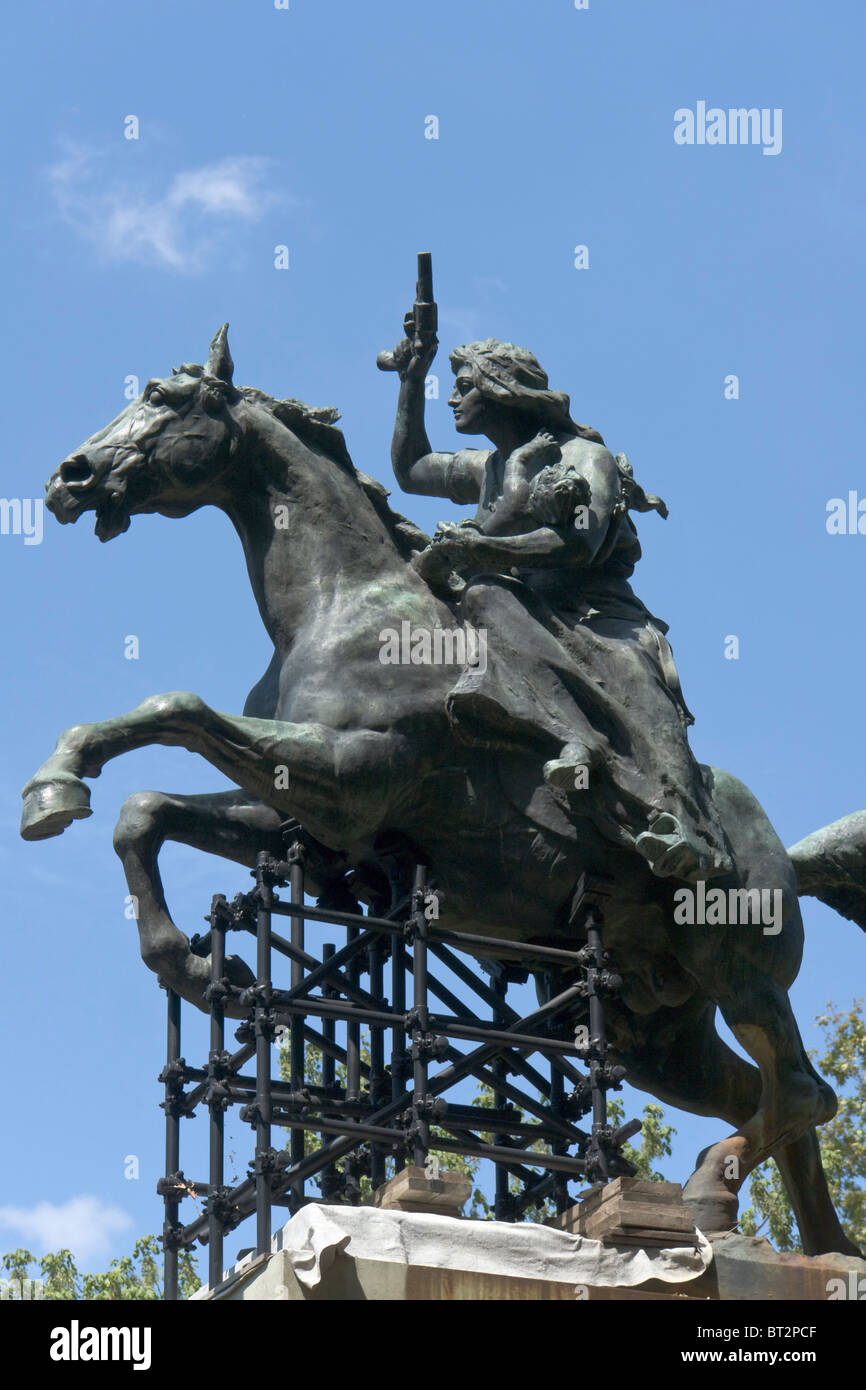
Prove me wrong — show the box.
[1,0,864,1273]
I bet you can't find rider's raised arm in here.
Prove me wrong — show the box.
[383,310,488,502]
[400,445,489,502]
[390,362,488,500]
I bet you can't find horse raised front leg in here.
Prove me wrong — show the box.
[21,690,405,846]
[112,789,285,1015]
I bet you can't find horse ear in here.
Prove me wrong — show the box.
[206,323,234,384]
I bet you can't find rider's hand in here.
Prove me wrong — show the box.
[431,520,465,546]
[414,542,454,583]
[390,309,438,383]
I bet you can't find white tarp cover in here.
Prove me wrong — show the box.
[265,1204,712,1292]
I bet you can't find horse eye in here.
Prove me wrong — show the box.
[148,388,166,406]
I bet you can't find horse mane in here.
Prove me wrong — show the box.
[240,387,355,470]
[247,389,431,558]
[179,365,431,558]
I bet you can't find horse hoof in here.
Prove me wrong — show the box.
[20,778,92,841]
[683,1189,739,1236]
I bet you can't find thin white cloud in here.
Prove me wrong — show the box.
[473,275,509,297]
[48,144,280,272]
[439,307,487,345]
[0,1196,133,1262]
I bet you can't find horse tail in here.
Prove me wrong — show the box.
[788,811,866,931]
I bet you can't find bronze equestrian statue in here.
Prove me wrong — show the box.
[21,270,866,1256]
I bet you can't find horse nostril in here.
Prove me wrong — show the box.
[59,456,94,487]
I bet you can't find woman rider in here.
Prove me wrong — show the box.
[383,322,732,884]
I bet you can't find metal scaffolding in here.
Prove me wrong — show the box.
[158,836,639,1299]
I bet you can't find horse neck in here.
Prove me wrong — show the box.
[220,407,409,652]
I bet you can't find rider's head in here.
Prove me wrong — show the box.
[447,337,603,442]
[447,340,597,440]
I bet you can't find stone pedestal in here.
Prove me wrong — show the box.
[191,1204,866,1302]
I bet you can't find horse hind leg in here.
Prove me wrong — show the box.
[677,765,854,1252]
[774,1130,862,1257]
[619,996,855,1254]
[683,978,853,1254]
[619,998,759,1232]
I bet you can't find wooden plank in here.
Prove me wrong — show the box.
[584,1199,694,1234]
[581,1178,684,1216]
[373,1164,471,1216]
[584,1228,698,1247]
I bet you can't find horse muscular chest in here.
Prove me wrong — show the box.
[274,577,453,729]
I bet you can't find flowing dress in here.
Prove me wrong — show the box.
[442,449,731,872]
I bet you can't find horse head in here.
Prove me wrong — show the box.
[47,325,240,541]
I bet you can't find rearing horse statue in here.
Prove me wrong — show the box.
[22,323,866,1257]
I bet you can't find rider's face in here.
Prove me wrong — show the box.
[448,368,489,435]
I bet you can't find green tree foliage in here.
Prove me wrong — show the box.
[1,1238,200,1301]
[608,1097,677,1181]
[740,999,866,1253]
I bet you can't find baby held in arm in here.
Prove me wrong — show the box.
[480,431,592,536]
[414,431,593,591]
